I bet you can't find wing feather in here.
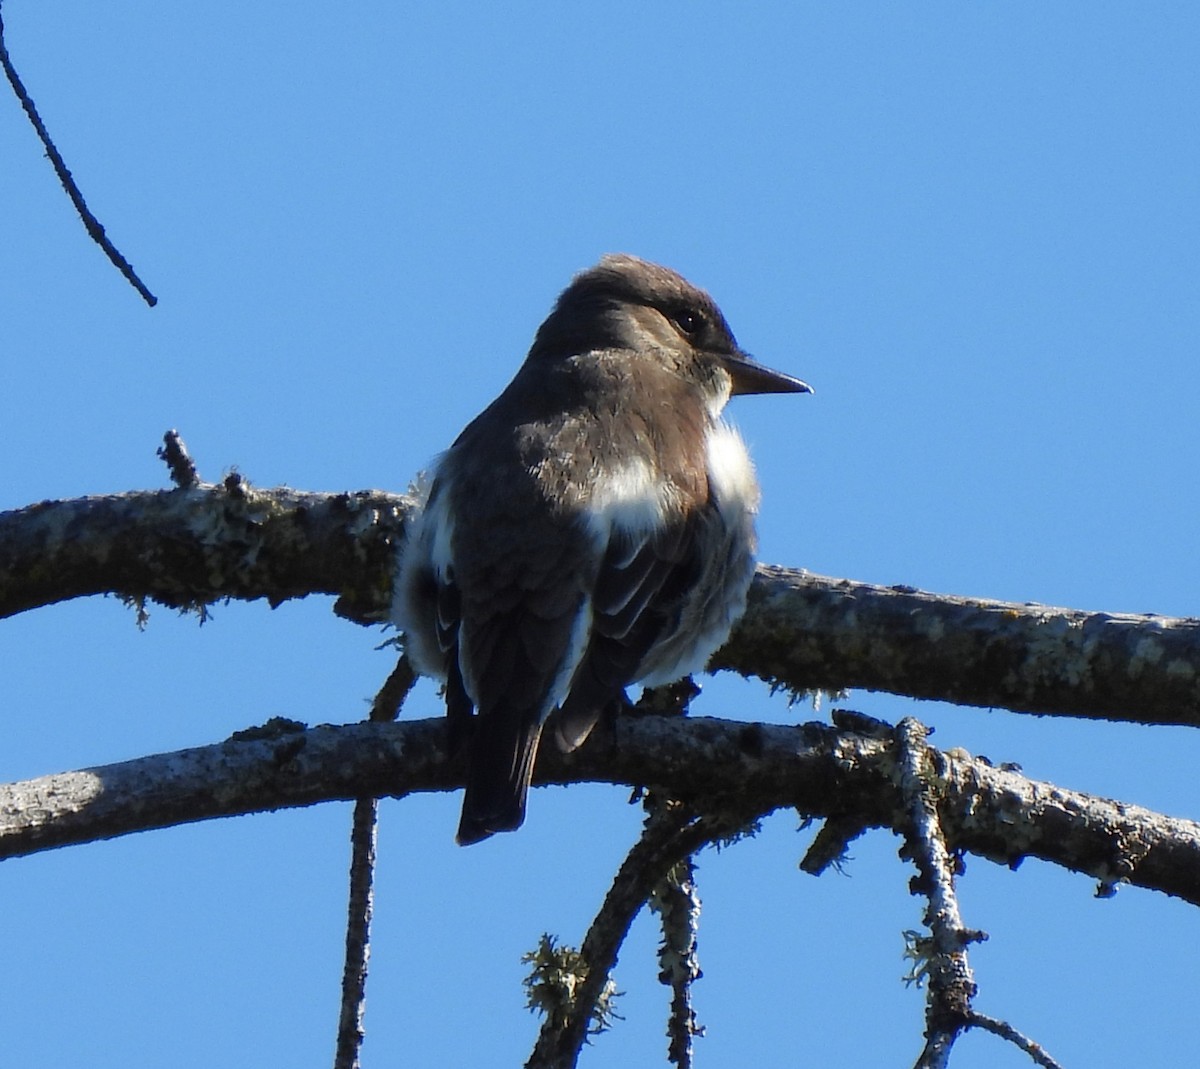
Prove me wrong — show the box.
[553,506,711,749]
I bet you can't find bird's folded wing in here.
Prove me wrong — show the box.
[553,506,711,749]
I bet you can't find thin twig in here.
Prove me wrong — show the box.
[966,1012,1066,1069]
[333,657,417,1069]
[0,1,157,306]
[334,796,379,1069]
[526,802,738,1069]
[369,655,417,723]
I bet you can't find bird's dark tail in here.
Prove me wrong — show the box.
[456,704,545,846]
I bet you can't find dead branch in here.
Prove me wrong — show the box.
[3,477,1199,728]
[1,713,1198,906]
[0,1,157,305]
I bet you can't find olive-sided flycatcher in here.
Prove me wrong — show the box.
[394,254,810,844]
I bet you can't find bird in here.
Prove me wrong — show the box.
[393,254,811,844]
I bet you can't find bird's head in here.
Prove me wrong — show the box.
[529,254,811,401]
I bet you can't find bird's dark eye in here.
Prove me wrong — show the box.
[671,309,705,337]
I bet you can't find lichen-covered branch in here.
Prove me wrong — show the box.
[2,713,1199,908]
[0,480,409,623]
[715,565,1200,727]
[649,852,704,1069]
[894,718,985,1068]
[526,800,730,1069]
[3,479,1199,727]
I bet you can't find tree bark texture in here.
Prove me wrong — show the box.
[1,714,1197,905]
[2,483,1197,725]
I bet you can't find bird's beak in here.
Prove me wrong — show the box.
[723,350,813,397]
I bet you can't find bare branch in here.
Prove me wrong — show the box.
[334,797,378,1069]
[966,1012,1066,1069]
[4,482,1199,727]
[526,800,730,1069]
[333,656,416,1069]
[3,714,1199,907]
[0,2,157,306]
[0,483,410,623]
[369,656,417,723]
[716,565,1200,728]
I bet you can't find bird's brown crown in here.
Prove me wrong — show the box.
[528,253,740,363]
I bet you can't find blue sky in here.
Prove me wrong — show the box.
[2,3,1198,1066]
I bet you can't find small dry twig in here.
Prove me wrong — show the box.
[0,2,157,306]
[966,1011,1066,1069]
[334,796,379,1069]
[525,800,744,1069]
[333,656,417,1069]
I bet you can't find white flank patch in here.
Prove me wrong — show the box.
[633,419,760,687]
[585,456,676,543]
[705,421,761,516]
[391,457,456,681]
[422,483,456,582]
